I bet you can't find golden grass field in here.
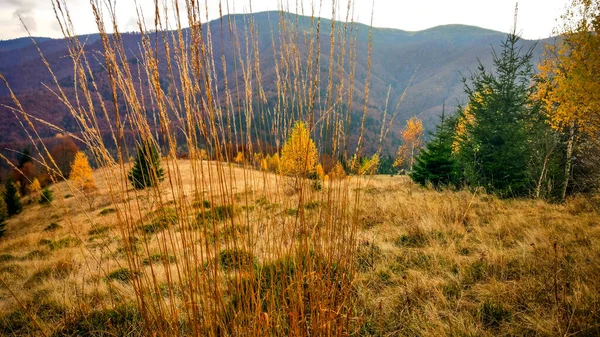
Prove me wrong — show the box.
[0,159,598,336]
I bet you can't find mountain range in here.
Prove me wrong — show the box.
[0,11,553,153]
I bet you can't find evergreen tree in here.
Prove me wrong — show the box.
[411,112,459,188]
[3,180,22,216]
[128,142,165,189]
[455,32,536,197]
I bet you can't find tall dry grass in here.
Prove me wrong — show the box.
[0,0,398,336]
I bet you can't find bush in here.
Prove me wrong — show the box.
[99,208,116,216]
[43,222,62,232]
[39,188,53,205]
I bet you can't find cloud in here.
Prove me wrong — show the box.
[2,0,38,34]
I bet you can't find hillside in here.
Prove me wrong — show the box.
[0,12,551,150]
[0,161,597,335]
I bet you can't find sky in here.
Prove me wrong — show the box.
[0,0,571,41]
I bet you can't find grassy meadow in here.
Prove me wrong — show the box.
[0,0,598,336]
[0,163,598,335]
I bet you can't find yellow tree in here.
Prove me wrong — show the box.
[234,152,244,164]
[280,121,318,180]
[268,153,280,172]
[27,178,41,198]
[394,116,424,171]
[536,0,600,199]
[70,151,97,209]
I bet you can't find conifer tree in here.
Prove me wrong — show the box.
[3,180,22,216]
[280,121,318,178]
[411,112,460,188]
[455,31,536,197]
[128,142,164,189]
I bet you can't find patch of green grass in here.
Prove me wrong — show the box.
[356,241,382,272]
[99,208,116,216]
[23,250,49,260]
[192,200,211,209]
[480,300,512,329]
[106,268,136,283]
[43,222,62,232]
[0,254,15,262]
[46,237,82,250]
[24,261,73,289]
[196,205,236,226]
[142,253,176,266]
[139,208,178,234]
[55,303,141,336]
[88,226,109,236]
[394,231,428,248]
[304,201,321,210]
[218,249,256,271]
[0,264,24,276]
[286,208,298,216]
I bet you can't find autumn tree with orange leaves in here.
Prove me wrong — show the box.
[394,117,424,171]
[280,121,318,189]
[70,151,97,210]
[536,0,600,197]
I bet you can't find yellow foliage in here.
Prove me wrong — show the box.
[395,116,423,171]
[315,164,325,180]
[536,0,600,137]
[27,178,41,196]
[268,153,280,172]
[70,151,96,192]
[280,121,318,177]
[359,154,380,175]
[234,152,244,164]
[260,158,268,171]
[330,162,346,180]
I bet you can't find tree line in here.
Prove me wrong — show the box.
[409,0,599,200]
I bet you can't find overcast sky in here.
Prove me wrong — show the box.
[0,0,570,41]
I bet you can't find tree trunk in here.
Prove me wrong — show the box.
[561,122,575,201]
[536,154,550,199]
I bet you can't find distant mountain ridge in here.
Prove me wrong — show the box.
[0,11,553,151]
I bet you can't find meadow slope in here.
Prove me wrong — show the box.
[0,160,598,336]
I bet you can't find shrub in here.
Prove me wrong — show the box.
[39,188,53,205]
[43,222,62,232]
[99,208,116,216]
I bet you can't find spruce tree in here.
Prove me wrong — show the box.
[455,32,536,197]
[3,180,22,216]
[128,142,165,189]
[411,112,459,188]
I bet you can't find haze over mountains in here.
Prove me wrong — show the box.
[0,11,552,152]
